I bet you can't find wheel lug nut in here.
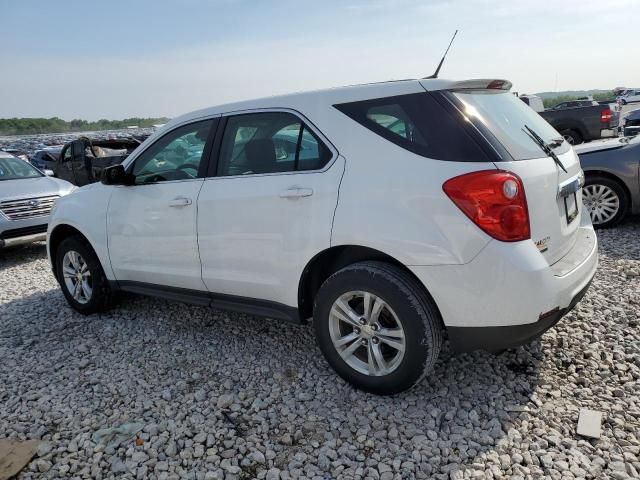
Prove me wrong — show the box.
[361,339,367,345]
[354,328,360,334]
[372,324,379,331]
[359,318,366,325]
[372,337,379,344]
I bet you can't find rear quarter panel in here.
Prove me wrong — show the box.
[326,110,494,266]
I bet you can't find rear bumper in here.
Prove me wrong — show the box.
[409,214,598,352]
[446,276,593,352]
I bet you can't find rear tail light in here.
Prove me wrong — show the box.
[600,108,613,123]
[443,170,530,242]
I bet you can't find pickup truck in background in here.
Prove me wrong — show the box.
[539,104,619,145]
[54,137,144,186]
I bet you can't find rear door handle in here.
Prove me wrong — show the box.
[279,187,314,199]
[168,196,192,207]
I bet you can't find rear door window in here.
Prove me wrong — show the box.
[217,112,332,176]
[334,92,492,162]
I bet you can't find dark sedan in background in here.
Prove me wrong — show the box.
[575,136,640,228]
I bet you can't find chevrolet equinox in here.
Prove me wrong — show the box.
[48,78,598,394]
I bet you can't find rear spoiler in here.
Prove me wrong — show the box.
[448,79,512,91]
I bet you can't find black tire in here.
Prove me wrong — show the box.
[559,129,582,145]
[55,235,113,314]
[582,175,629,228]
[313,261,442,395]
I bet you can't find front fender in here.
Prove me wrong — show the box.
[47,184,114,279]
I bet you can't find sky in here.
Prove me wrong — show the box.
[0,0,638,120]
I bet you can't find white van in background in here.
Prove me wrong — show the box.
[519,94,545,112]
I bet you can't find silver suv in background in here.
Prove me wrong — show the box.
[0,151,75,248]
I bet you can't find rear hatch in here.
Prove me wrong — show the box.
[431,83,584,265]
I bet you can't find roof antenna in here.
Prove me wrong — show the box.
[424,30,458,79]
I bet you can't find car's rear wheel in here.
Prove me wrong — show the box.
[313,261,442,395]
[582,175,628,228]
[559,129,582,145]
[56,235,113,314]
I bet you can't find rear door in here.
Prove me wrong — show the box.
[442,88,584,265]
[197,111,343,307]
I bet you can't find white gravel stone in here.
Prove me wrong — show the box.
[1,218,639,478]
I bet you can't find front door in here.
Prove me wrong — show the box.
[107,118,217,290]
[197,111,343,307]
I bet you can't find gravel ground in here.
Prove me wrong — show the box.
[1,218,639,480]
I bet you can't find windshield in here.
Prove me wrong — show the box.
[448,90,571,160]
[0,156,43,180]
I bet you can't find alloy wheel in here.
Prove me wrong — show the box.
[62,250,93,304]
[328,291,405,376]
[582,184,620,225]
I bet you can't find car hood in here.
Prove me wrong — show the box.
[0,176,75,201]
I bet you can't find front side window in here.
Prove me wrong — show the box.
[217,112,332,176]
[132,119,213,184]
[0,156,42,180]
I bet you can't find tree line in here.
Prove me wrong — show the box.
[542,91,615,108]
[0,117,169,136]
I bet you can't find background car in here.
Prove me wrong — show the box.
[575,135,640,227]
[549,100,598,109]
[0,151,75,248]
[622,108,640,136]
[618,89,640,105]
[30,146,63,170]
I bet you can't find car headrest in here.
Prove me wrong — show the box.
[244,138,275,173]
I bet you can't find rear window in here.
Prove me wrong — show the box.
[447,90,570,160]
[334,92,492,162]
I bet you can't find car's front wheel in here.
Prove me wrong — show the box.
[313,261,442,395]
[56,235,113,314]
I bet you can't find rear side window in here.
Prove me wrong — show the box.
[217,112,332,176]
[334,92,491,162]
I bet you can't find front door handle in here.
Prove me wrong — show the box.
[279,187,314,199]
[168,196,192,207]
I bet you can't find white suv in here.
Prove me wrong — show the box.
[48,78,598,394]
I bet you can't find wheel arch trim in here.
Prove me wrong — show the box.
[297,244,443,323]
[48,221,114,281]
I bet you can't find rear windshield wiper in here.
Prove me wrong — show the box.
[522,125,568,173]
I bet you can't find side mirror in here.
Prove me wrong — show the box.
[43,169,55,176]
[101,165,133,185]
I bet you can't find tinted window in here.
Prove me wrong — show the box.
[217,112,332,176]
[132,120,213,184]
[448,90,570,160]
[62,146,72,163]
[334,92,491,162]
